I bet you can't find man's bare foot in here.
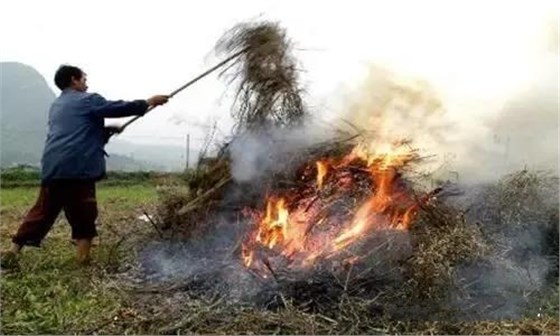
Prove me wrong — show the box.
[76,239,92,265]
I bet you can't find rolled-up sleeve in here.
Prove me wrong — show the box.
[88,93,149,118]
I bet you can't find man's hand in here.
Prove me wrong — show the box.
[103,126,122,144]
[147,95,169,107]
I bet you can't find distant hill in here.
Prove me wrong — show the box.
[106,139,194,171]
[0,62,54,166]
[0,62,185,171]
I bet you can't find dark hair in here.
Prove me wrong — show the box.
[54,65,84,90]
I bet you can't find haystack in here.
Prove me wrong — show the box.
[141,20,559,335]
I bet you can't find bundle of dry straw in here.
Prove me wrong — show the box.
[216,21,306,131]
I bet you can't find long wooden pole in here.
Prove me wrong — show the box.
[119,49,246,132]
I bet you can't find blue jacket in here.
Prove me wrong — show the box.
[41,89,148,183]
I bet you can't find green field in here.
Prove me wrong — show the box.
[1,184,158,334]
[1,182,558,335]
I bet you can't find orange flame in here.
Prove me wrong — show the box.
[242,141,425,273]
[316,160,328,189]
[241,243,254,267]
[256,198,290,249]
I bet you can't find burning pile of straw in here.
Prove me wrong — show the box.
[136,21,559,335]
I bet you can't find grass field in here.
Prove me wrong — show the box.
[0,184,158,334]
[1,184,558,335]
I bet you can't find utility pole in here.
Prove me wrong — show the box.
[186,134,190,170]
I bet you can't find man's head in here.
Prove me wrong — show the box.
[54,65,88,92]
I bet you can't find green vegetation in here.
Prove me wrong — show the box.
[1,175,558,334]
[0,166,184,188]
[0,184,157,334]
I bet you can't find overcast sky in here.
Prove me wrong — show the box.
[1,0,557,151]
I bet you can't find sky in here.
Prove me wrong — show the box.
[0,0,557,155]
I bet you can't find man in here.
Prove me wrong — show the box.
[1,65,169,268]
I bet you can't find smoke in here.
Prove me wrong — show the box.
[330,66,452,179]
[448,171,559,319]
[447,44,559,182]
[219,46,559,318]
[129,12,558,322]
[134,173,558,318]
[228,123,336,183]
[327,13,559,184]
[137,215,264,303]
[474,63,558,178]
[334,55,558,184]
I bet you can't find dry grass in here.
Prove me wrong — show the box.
[137,167,559,335]
[216,21,306,131]
[132,20,560,335]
